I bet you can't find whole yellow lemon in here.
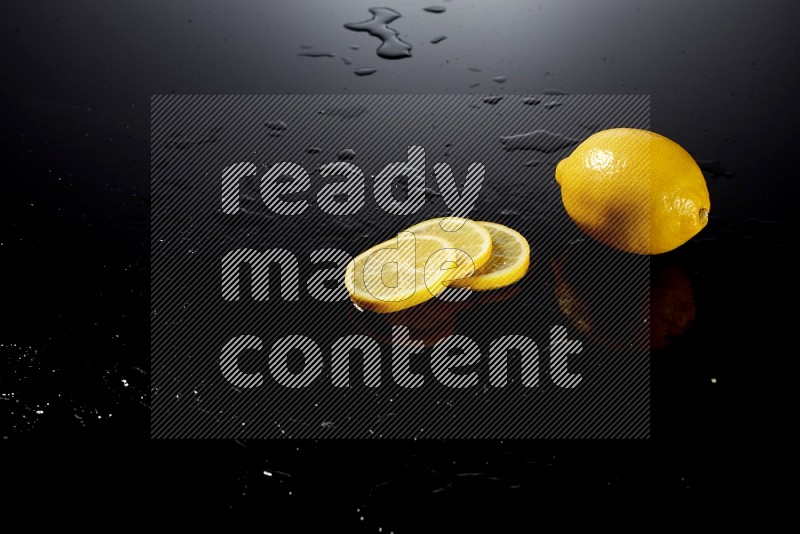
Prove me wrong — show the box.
[555,128,710,255]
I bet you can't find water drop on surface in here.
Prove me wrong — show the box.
[483,96,503,105]
[523,159,547,167]
[354,67,378,76]
[306,147,321,154]
[499,130,580,152]
[423,6,447,14]
[521,97,541,105]
[344,7,412,60]
[264,120,287,131]
[425,187,442,197]
[493,76,507,83]
[298,51,336,58]
[697,159,735,178]
[430,35,447,44]
[543,101,563,109]
[341,56,353,65]
[338,148,356,160]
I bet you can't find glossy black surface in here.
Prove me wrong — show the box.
[2,0,797,526]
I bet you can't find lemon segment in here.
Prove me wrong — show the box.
[345,233,459,314]
[449,221,530,291]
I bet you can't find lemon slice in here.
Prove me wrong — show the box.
[345,233,459,313]
[449,221,530,291]
[402,217,493,280]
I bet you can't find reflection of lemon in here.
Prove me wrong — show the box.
[345,234,457,314]
[403,217,493,277]
[449,222,530,291]
[551,241,696,351]
[649,264,696,350]
[555,128,710,255]
[382,297,472,330]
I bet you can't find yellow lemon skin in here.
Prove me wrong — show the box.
[555,128,710,255]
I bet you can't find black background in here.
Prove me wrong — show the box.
[150,94,651,439]
[2,0,796,527]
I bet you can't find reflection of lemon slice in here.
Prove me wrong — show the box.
[402,217,493,279]
[449,221,530,291]
[345,233,458,313]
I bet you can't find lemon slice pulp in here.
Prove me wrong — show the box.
[449,221,530,291]
[402,217,493,280]
[345,233,459,313]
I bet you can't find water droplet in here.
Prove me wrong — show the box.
[697,159,735,178]
[469,83,481,88]
[523,159,547,167]
[499,130,580,152]
[341,56,353,65]
[349,44,360,50]
[423,6,447,14]
[493,76,507,83]
[298,51,336,58]
[338,148,356,160]
[543,101,564,109]
[344,7,412,60]
[521,97,541,105]
[264,120,287,131]
[483,96,503,105]
[391,176,408,194]
[430,35,447,44]
[354,67,378,76]
[306,147,321,154]
[468,67,482,72]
